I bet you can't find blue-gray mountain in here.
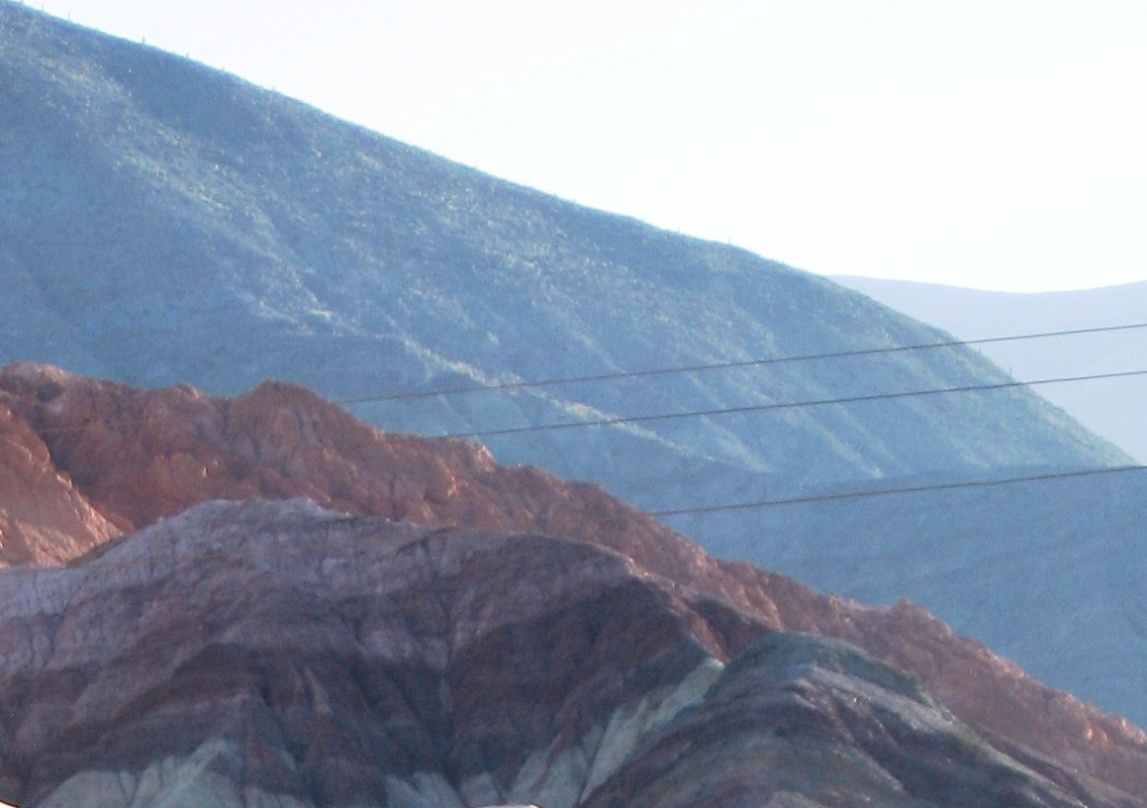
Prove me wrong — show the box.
[2,3,1144,725]
[0,2,1125,493]
[833,276,1147,462]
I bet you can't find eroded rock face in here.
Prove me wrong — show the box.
[582,633,1113,808]
[0,500,1143,807]
[0,501,731,806]
[0,362,687,567]
[0,391,119,565]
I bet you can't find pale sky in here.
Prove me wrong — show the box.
[27,0,1147,292]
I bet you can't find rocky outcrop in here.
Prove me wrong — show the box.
[2,362,1147,804]
[0,361,676,561]
[0,500,1143,807]
[0,392,119,565]
[581,633,1126,808]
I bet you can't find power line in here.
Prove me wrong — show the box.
[14,322,1147,442]
[649,464,1147,516]
[11,359,1146,525]
[435,368,1147,440]
[337,321,1147,406]
[19,367,1147,442]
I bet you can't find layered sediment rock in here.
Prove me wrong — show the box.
[0,500,1141,807]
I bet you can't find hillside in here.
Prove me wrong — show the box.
[3,486,1147,804]
[0,0,1130,535]
[833,276,1147,461]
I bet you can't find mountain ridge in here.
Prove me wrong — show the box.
[3,361,1147,786]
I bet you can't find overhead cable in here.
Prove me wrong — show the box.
[337,321,1147,405]
[19,368,1147,441]
[434,368,1147,440]
[15,323,1147,441]
[648,464,1147,516]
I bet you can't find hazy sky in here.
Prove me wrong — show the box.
[28,1,1147,292]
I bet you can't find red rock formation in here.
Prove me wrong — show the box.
[1,362,1146,802]
[0,362,672,550]
[0,392,119,565]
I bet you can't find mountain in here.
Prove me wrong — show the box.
[832,276,1147,461]
[0,361,698,568]
[3,497,1146,807]
[0,1,1129,525]
[4,0,1146,739]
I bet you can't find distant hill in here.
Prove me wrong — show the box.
[4,3,1147,725]
[833,276,1147,461]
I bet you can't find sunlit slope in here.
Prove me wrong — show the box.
[0,2,1130,521]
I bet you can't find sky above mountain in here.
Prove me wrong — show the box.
[26,0,1147,293]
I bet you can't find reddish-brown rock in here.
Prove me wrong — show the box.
[0,390,119,565]
[0,362,685,557]
[1,362,1146,804]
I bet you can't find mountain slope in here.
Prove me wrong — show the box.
[0,1,1130,528]
[833,276,1147,461]
[2,498,1144,807]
